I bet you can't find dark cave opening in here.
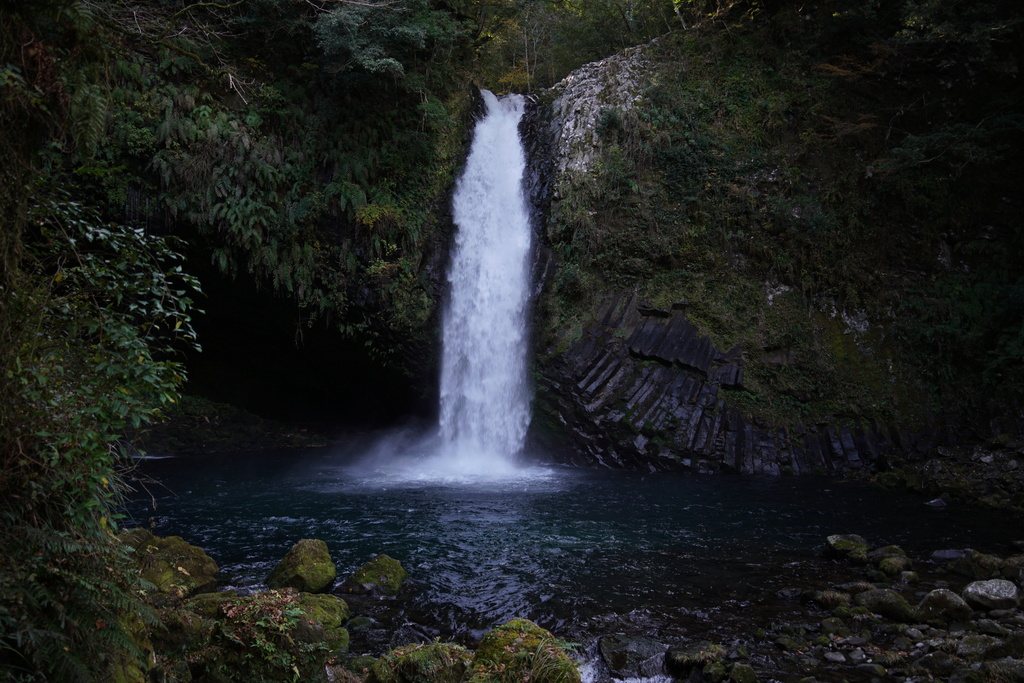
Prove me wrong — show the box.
[181,267,432,429]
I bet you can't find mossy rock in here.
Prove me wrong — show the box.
[118,527,155,550]
[105,611,156,683]
[703,661,727,682]
[811,590,851,608]
[127,530,219,598]
[343,553,407,596]
[823,534,869,564]
[367,642,473,683]
[729,663,758,683]
[176,589,330,683]
[105,661,148,683]
[154,601,218,653]
[950,549,1004,580]
[820,617,849,636]
[1001,553,1024,581]
[267,539,337,593]
[298,592,351,653]
[868,545,913,575]
[347,654,379,674]
[186,590,238,618]
[666,641,727,676]
[854,588,916,623]
[914,588,972,625]
[470,618,580,683]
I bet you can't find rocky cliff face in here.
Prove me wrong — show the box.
[533,289,947,473]
[526,44,947,475]
[545,43,653,177]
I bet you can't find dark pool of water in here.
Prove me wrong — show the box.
[122,444,1020,645]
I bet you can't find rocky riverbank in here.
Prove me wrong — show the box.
[114,526,1024,682]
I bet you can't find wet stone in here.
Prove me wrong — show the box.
[932,549,968,563]
[774,636,803,651]
[951,550,1005,580]
[855,588,916,622]
[916,588,973,624]
[855,663,887,677]
[824,535,869,563]
[820,617,848,635]
[977,618,1011,636]
[598,634,667,678]
[913,650,960,675]
[956,634,1003,660]
[728,663,757,683]
[963,579,1020,611]
[665,641,727,676]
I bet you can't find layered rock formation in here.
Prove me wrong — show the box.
[525,42,973,475]
[534,290,941,473]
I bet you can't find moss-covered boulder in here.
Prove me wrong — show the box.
[854,588,916,623]
[1001,553,1024,583]
[186,590,238,618]
[104,611,155,683]
[160,588,330,683]
[728,663,758,683]
[342,553,407,596]
[867,545,913,575]
[823,535,869,564]
[297,592,351,654]
[366,642,473,683]
[665,641,727,677]
[123,529,219,598]
[148,589,359,681]
[915,588,972,624]
[267,539,336,593]
[469,618,580,683]
[949,549,1004,580]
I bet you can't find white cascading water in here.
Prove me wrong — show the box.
[436,90,532,474]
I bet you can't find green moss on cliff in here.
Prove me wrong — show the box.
[541,2,1024,431]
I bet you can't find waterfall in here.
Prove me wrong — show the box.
[438,90,532,473]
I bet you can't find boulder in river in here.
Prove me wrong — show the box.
[366,641,473,683]
[598,634,667,678]
[962,579,1021,611]
[342,553,408,596]
[867,544,912,575]
[665,641,727,677]
[823,534,869,564]
[122,529,219,598]
[1001,553,1024,583]
[267,539,337,593]
[949,549,1005,579]
[728,662,758,683]
[154,588,335,682]
[854,588,916,622]
[470,618,580,683]
[297,592,351,654]
[914,588,972,624]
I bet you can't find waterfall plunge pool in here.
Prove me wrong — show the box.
[122,440,1019,653]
